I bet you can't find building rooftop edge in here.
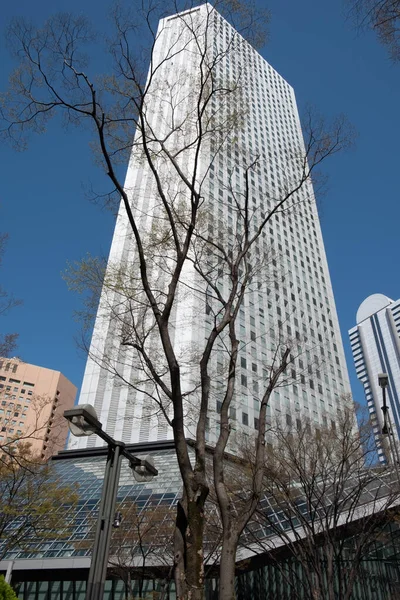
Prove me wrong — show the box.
[356,293,394,325]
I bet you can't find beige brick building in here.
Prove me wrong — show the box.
[0,358,77,459]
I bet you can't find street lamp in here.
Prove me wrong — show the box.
[64,405,158,600]
[378,373,390,435]
[378,374,400,467]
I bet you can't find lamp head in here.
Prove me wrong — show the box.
[113,511,122,528]
[382,423,389,435]
[64,404,101,437]
[131,455,157,482]
[378,373,389,388]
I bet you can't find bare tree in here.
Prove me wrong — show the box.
[0,388,69,466]
[0,446,79,561]
[240,410,400,600]
[0,2,353,598]
[0,233,21,357]
[349,0,400,60]
[108,501,175,600]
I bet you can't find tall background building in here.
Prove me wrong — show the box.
[0,358,76,458]
[70,4,353,450]
[349,293,400,462]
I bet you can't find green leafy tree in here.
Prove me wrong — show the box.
[0,576,18,600]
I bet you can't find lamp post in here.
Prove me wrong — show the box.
[378,373,390,436]
[378,374,400,466]
[64,405,158,600]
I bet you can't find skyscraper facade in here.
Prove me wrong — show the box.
[70,4,352,450]
[349,293,400,462]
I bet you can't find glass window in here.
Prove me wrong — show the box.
[61,581,73,600]
[49,581,61,600]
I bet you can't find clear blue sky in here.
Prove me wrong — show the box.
[0,0,399,409]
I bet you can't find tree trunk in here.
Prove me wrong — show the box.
[325,547,336,600]
[185,496,206,600]
[218,532,238,600]
[127,571,134,600]
[310,570,322,600]
[174,499,188,600]
[139,556,145,599]
[174,493,206,600]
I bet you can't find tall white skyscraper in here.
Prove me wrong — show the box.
[349,294,400,462]
[70,4,352,450]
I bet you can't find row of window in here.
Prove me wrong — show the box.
[213,400,336,433]
[0,361,18,373]
[0,384,33,395]
[0,374,35,386]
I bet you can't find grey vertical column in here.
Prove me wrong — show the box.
[86,442,123,600]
